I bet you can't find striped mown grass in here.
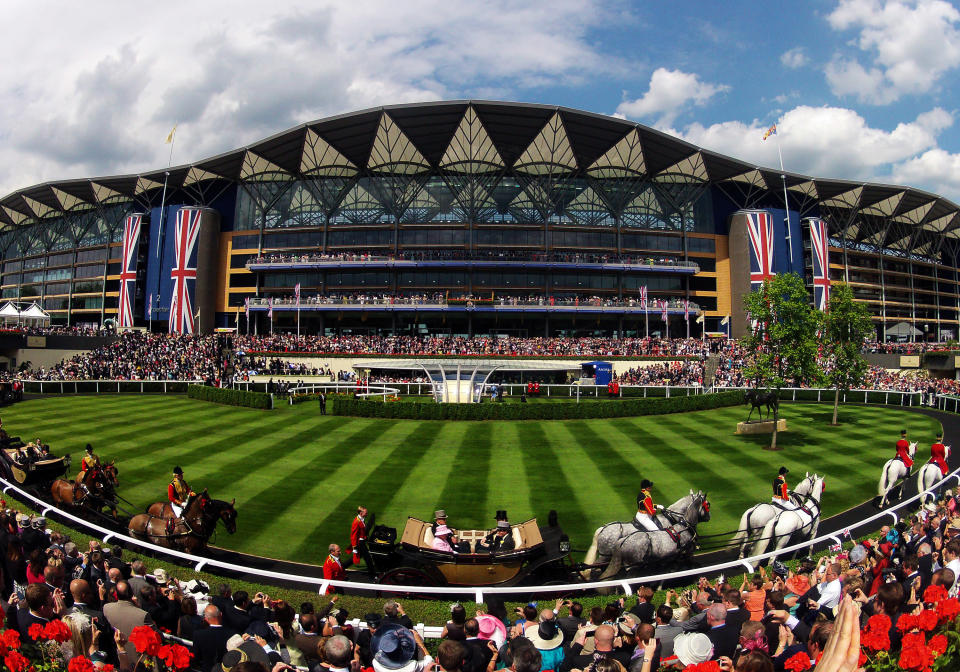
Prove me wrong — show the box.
[0,395,939,564]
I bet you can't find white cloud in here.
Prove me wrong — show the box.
[615,68,728,127]
[825,0,960,104]
[671,105,955,195]
[0,0,627,197]
[892,149,960,200]
[780,47,809,69]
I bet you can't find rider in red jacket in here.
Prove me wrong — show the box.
[930,432,949,476]
[896,429,914,469]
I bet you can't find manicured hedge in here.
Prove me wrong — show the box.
[187,385,273,409]
[331,390,745,420]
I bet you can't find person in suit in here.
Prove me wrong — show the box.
[478,521,515,553]
[191,604,235,672]
[557,602,585,646]
[723,590,750,631]
[319,392,327,415]
[11,583,59,640]
[460,618,492,672]
[127,560,149,601]
[705,603,738,660]
[67,579,115,663]
[294,613,323,664]
[103,582,154,661]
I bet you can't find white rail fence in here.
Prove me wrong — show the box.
[1,463,956,605]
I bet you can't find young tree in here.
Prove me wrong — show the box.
[823,282,874,425]
[741,272,822,450]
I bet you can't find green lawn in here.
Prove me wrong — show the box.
[0,396,940,564]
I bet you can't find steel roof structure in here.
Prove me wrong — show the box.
[1,100,958,255]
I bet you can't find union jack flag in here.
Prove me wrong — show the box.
[684,299,690,320]
[295,282,301,307]
[660,299,668,322]
[746,211,775,288]
[808,218,831,311]
[244,296,249,317]
[117,214,141,328]
[640,286,648,310]
[268,297,273,319]
[168,208,202,334]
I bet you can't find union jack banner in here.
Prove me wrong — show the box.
[295,282,301,307]
[268,297,273,319]
[147,294,152,321]
[808,217,831,311]
[244,296,249,317]
[640,286,648,310]
[168,208,202,334]
[117,214,141,328]
[684,299,690,320]
[660,299,668,321]
[746,211,775,288]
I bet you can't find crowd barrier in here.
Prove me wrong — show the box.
[283,382,401,401]
[22,380,202,395]
[1,461,956,604]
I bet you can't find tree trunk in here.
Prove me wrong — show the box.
[770,392,779,450]
[832,387,840,425]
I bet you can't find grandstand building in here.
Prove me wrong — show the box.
[0,101,958,339]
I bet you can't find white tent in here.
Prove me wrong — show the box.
[20,303,50,323]
[884,321,923,338]
[0,301,51,326]
[0,303,19,320]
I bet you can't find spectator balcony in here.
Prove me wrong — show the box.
[247,296,701,315]
[245,252,700,275]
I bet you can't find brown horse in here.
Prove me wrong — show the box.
[51,463,120,516]
[128,490,237,554]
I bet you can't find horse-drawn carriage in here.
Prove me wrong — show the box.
[356,515,576,587]
[0,436,68,486]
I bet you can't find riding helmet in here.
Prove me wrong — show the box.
[173,466,183,475]
[85,443,93,453]
[640,479,654,490]
[778,466,789,475]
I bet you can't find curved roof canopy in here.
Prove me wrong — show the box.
[1,100,957,241]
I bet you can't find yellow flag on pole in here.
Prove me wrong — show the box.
[165,125,177,144]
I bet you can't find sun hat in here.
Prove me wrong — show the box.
[435,524,451,536]
[673,633,713,665]
[526,619,563,649]
[373,628,417,672]
[152,568,169,584]
[476,615,507,648]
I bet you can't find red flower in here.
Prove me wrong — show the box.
[68,656,95,672]
[936,597,960,624]
[858,651,868,668]
[158,644,193,670]
[4,651,30,672]
[928,634,948,656]
[783,652,811,671]
[43,619,72,643]
[917,609,939,632]
[923,585,948,604]
[1,629,20,649]
[897,614,920,633]
[867,613,892,633]
[898,640,933,672]
[128,625,161,656]
[681,663,720,672]
[101,666,114,672]
[27,623,44,641]
[861,615,892,652]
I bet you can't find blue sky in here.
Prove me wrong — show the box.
[0,0,957,201]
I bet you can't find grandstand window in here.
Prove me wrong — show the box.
[325,271,390,287]
[73,265,103,279]
[399,228,468,246]
[1,288,17,299]
[622,276,683,291]
[44,282,70,295]
[231,254,256,268]
[261,230,323,249]
[43,297,67,310]
[690,276,717,292]
[550,231,616,249]
[44,268,71,281]
[23,256,46,269]
[473,229,544,247]
[327,229,393,247]
[550,273,616,289]
[687,237,716,253]
[75,248,107,263]
[474,271,544,288]
[262,272,321,288]
[72,296,102,309]
[72,280,100,294]
[46,252,73,267]
[621,233,683,251]
[696,297,718,311]
[693,258,716,272]
[231,234,259,249]
[22,272,45,284]
[229,273,257,288]
[398,271,468,287]
[2,261,22,273]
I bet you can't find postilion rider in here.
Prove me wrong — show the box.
[930,431,949,477]
[635,479,663,532]
[74,443,102,496]
[773,466,797,510]
[167,466,196,532]
[896,429,914,469]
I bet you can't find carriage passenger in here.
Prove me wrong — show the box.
[772,466,797,510]
[896,429,914,468]
[432,525,458,553]
[930,432,949,476]
[635,479,662,532]
[479,520,516,553]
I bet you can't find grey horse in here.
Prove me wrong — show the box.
[582,491,711,580]
[730,473,818,559]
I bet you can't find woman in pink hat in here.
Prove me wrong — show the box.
[432,524,458,553]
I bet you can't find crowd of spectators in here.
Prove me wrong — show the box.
[618,362,704,387]
[9,486,952,672]
[248,294,698,311]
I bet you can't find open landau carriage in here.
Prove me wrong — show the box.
[358,515,575,587]
[0,436,68,486]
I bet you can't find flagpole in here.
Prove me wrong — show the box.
[775,135,794,267]
[153,126,176,334]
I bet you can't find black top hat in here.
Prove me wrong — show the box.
[173,466,183,475]
[778,466,789,475]
[85,443,93,453]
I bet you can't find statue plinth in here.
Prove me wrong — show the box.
[736,419,787,435]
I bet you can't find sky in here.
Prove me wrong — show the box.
[1,0,959,202]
